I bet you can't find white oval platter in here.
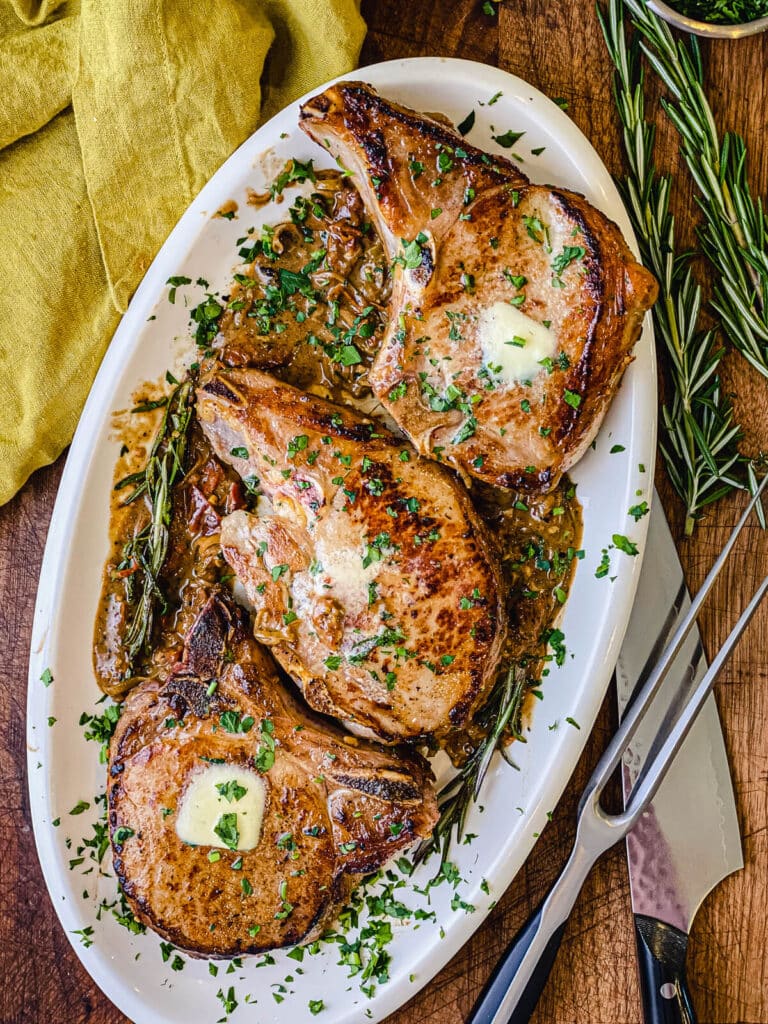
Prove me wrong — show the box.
[27,57,656,1024]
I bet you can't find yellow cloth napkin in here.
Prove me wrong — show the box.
[0,0,365,505]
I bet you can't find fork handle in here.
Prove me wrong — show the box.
[467,899,567,1024]
[635,915,697,1024]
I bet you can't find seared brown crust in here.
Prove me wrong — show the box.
[299,81,529,248]
[195,368,507,743]
[300,82,658,491]
[108,594,437,957]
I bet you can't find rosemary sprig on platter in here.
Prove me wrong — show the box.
[114,375,196,671]
[600,0,743,535]
[415,664,528,865]
[620,0,768,380]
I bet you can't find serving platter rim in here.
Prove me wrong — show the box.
[26,55,657,1024]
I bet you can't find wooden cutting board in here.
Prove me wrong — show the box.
[2,2,767,1021]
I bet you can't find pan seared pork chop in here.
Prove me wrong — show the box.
[299,82,658,491]
[108,594,437,957]
[196,368,507,744]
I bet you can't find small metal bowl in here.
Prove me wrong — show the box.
[647,0,768,37]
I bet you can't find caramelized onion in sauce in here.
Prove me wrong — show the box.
[93,167,582,762]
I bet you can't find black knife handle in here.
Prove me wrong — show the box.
[467,898,567,1024]
[634,915,697,1024]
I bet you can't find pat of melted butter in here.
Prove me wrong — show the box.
[312,536,380,616]
[175,763,265,851]
[477,302,557,383]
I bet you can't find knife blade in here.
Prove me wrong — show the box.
[616,496,743,1023]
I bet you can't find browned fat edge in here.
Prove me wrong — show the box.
[200,376,242,404]
[497,466,555,491]
[299,82,528,189]
[550,189,604,444]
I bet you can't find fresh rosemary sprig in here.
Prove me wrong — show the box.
[620,0,768,380]
[114,375,196,671]
[414,665,528,865]
[599,0,743,535]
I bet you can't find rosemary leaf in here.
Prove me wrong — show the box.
[115,375,196,670]
[599,0,744,535]
[620,0,768,380]
[414,665,528,866]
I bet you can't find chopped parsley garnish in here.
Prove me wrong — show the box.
[541,627,567,666]
[287,434,309,457]
[255,719,276,773]
[275,880,294,919]
[395,233,428,270]
[503,270,527,289]
[613,534,639,556]
[457,110,475,135]
[73,926,94,948]
[595,549,611,578]
[216,780,247,803]
[522,215,546,244]
[80,703,121,763]
[551,244,585,281]
[348,627,405,665]
[213,812,240,851]
[362,531,395,568]
[166,275,191,303]
[217,986,238,1014]
[270,158,316,198]
[220,711,255,734]
[452,416,477,445]
[190,293,224,347]
[629,501,649,521]
[493,129,525,148]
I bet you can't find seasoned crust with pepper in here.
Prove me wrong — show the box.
[108,593,437,957]
[195,368,508,744]
[299,81,658,491]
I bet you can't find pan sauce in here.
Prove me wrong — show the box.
[93,169,582,762]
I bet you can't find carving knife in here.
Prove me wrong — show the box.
[616,496,743,1023]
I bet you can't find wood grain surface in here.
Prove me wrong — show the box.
[2,2,768,1022]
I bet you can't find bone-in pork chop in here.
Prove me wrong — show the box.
[195,368,507,743]
[108,593,437,957]
[299,82,658,491]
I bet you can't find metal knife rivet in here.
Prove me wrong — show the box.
[660,983,676,999]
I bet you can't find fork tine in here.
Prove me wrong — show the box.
[620,571,768,827]
[579,474,768,811]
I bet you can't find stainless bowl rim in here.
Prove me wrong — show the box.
[647,0,768,37]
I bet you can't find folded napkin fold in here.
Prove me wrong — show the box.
[0,0,365,505]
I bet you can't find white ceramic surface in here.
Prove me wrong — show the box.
[27,57,657,1024]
